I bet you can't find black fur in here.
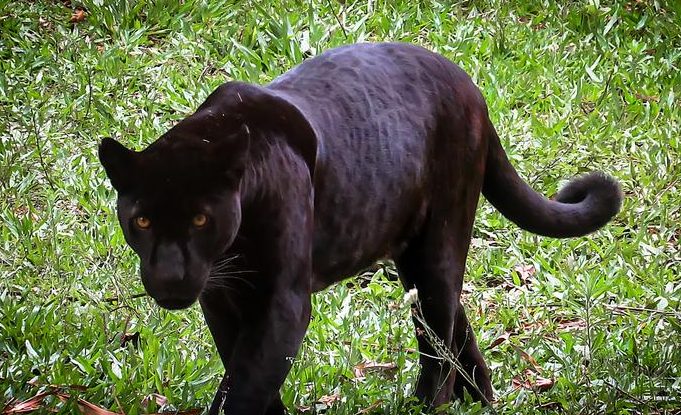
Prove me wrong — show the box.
[99,42,622,414]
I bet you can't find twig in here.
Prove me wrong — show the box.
[354,400,382,415]
[25,92,56,191]
[103,292,147,303]
[603,379,646,405]
[324,0,348,39]
[596,69,615,107]
[84,65,93,119]
[604,303,681,318]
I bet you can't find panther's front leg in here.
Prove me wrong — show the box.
[209,167,314,414]
[224,287,312,414]
[200,239,313,414]
[201,251,312,414]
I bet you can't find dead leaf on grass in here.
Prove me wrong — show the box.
[556,318,586,331]
[513,264,536,283]
[141,393,168,409]
[0,388,200,415]
[512,345,542,373]
[635,92,659,103]
[70,9,87,23]
[56,393,120,415]
[353,361,398,380]
[511,368,555,392]
[318,393,341,406]
[1,392,54,414]
[355,400,383,414]
[486,331,511,350]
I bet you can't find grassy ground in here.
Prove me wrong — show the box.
[1,0,680,413]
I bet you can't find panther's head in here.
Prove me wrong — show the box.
[98,113,248,310]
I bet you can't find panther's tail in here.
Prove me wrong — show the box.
[481,123,622,238]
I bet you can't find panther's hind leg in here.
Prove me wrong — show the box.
[395,153,492,406]
[451,303,493,403]
[396,215,492,407]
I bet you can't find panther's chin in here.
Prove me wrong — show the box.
[154,296,197,310]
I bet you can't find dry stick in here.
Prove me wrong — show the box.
[604,303,681,318]
[26,93,56,192]
[354,400,382,415]
[602,379,647,406]
[84,65,93,119]
[596,69,615,108]
[325,0,348,39]
[103,292,147,303]
[411,302,497,412]
[6,289,147,304]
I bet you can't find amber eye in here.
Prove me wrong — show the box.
[192,213,208,227]
[134,216,151,230]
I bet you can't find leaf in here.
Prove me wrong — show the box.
[603,11,618,36]
[513,264,536,284]
[634,93,659,103]
[70,9,87,23]
[511,369,555,392]
[1,392,53,414]
[318,393,341,406]
[486,332,510,350]
[0,388,200,415]
[556,318,586,331]
[512,345,542,373]
[56,393,120,415]
[355,400,383,414]
[141,393,168,408]
[353,360,398,379]
[24,340,39,360]
[585,57,602,83]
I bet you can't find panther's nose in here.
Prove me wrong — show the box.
[154,243,185,283]
[141,242,204,310]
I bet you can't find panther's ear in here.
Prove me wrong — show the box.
[98,137,137,192]
[203,82,318,178]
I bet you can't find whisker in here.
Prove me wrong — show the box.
[207,273,256,289]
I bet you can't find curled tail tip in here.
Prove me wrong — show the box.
[556,171,623,228]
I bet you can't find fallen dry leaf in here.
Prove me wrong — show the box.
[486,332,511,350]
[511,368,554,392]
[521,319,547,332]
[534,376,555,391]
[1,392,54,414]
[556,318,586,331]
[513,264,536,283]
[56,393,120,415]
[141,393,168,409]
[353,361,398,380]
[635,92,659,103]
[355,400,383,414]
[70,9,87,23]
[0,388,200,415]
[511,345,543,373]
[318,392,341,406]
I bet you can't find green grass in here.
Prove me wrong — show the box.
[1,0,680,413]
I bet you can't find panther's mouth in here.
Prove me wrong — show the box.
[154,296,197,310]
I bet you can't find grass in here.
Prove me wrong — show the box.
[1,0,680,413]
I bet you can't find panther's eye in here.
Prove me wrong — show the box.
[134,216,151,230]
[192,213,208,228]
